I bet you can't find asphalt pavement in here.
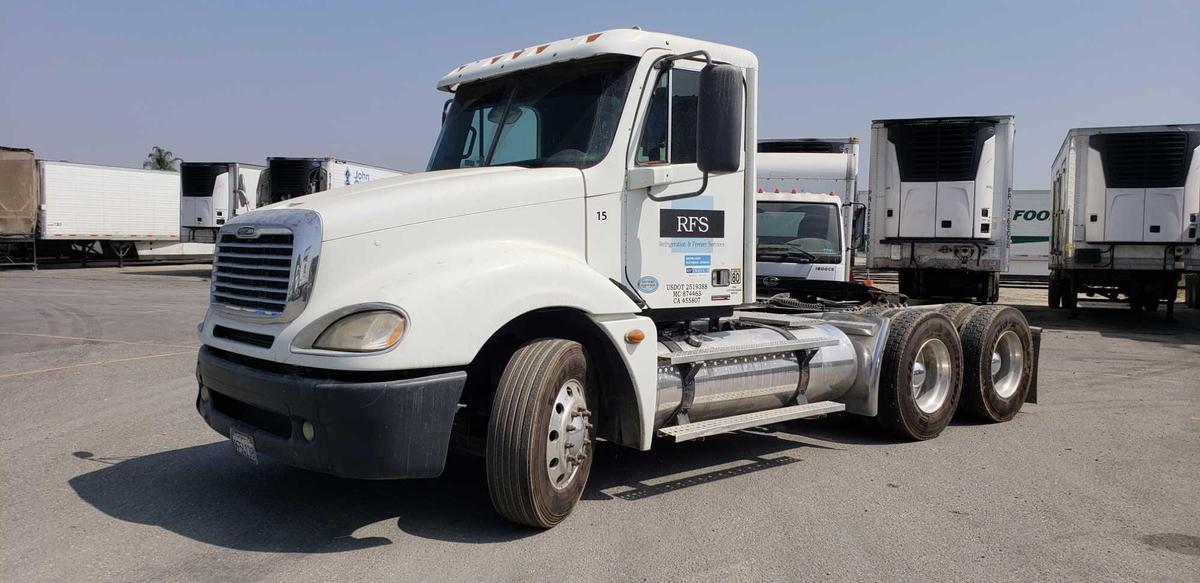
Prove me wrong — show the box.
[1,265,1197,582]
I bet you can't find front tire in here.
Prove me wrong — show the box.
[486,339,594,528]
[959,306,1034,422]
[876,310,963,440]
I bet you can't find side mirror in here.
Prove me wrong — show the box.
[851,204,867,248]
[696,64,743,174]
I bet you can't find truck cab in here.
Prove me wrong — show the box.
[194,30,1038,529]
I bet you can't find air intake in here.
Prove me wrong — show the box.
[1092,132,1194,189]
[889,121,992,182]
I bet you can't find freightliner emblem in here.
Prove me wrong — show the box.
[235,226,258,239]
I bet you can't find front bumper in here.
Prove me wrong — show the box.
[195,346,466,479]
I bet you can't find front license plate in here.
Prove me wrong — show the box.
[229,426,259,465]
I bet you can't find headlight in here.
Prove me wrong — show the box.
[313,310,407,352]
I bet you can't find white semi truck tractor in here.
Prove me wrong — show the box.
[754,138,871,300]
[180,162,264,243]
[194,30,1040,528]
[867,116,1016,303]
[1049,124,1200,317]
[256,157,405,206]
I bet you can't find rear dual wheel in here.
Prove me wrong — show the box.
[877,310,963,440]
[958,306,1034,422]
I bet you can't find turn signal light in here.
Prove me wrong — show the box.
[625,329,646,344]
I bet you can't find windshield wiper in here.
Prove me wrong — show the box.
[757,244,817,262]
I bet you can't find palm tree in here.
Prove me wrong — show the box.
[143,146,181,171]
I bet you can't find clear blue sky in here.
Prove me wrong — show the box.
[2,1,1197,188]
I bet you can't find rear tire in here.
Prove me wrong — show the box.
[486,339,594,528]
[876,310,963,440]
[1047,275,1062,309]
[935,303,976,330]
[1061,276,1078,310]
[959,306,1034,422]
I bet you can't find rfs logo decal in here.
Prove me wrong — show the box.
[660,209,725,238]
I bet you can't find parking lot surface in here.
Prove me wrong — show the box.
[2,265,1198,582]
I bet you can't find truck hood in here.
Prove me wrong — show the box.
[258,166,585,241]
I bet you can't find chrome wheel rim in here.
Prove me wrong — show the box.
[911,338,952,414]
[546,379,590,490]
[991,330,1024,399]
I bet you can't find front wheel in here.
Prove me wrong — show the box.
[486,339,594,528]
[876,310,964,440]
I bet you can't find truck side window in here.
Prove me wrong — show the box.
[635,68,700,165]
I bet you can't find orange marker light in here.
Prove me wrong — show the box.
[511,50,523,59]
[535,44,550,54]
[586,33,603,43]
[625,329,646,344]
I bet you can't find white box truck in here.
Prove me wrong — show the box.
[38,161,182,265]
[1049,124,1200,316]
[257,157,405,206]
[755,138,868,295]
[867,116,1016,303]
[181,162,265,243]
[1008,189,1051,279]
[193,30,1040,529]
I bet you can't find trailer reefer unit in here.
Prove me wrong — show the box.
[1048,124,1200,314]
[193,29,1040,530]
[867,116,1015,303]
[0,147,38,268]
[181,162,264,243]
[258,157,404,206]
[38,161,181,264]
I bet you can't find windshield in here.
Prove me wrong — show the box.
[756,201,843,263]
[428,56,637,171]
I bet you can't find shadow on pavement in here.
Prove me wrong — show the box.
[68,417,887,551]
[68,442,535,552]
[1015,303,1200,345]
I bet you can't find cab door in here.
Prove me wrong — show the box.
[622,61,746,311]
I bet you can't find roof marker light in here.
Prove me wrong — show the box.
[774,188,780,193]
[490,56,503,64]
[511,50,523,59]
[535,44,550,54]
[791,188,798,193]
[586,33,603,43]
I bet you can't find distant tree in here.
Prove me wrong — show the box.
[143,146,181,171]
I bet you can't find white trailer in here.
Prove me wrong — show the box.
[1049,124,1200,316]
[257,157,405,206]
[38,161,182,264]
[867,116,1016,303]
[181,162,265,243]
[1008,189,1051,279]
[193,30,1041,529]
[757,138,859,198]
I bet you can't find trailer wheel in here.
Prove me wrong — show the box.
[959,306,1034,422]
[486,338,593,528]
[935,303,976,329]
[876,310,963,440]
[1061,277,1078,311]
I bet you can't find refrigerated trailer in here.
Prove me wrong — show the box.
[193,29,1040,529]
[867,116,1016,303]
[1049,124,1200,315]
[1008,189,1051,279]
[257,157,404,206]
[181,162,265,243]
[38,161,182,265]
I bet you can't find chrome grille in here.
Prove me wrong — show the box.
[213,232,294,316]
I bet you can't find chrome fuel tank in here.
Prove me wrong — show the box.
[654,324,860,428]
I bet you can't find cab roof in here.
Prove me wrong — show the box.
[437,28,757,92]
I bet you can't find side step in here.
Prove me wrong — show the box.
[657,401,846,443]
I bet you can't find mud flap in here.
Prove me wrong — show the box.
[1026,326,1042,404]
